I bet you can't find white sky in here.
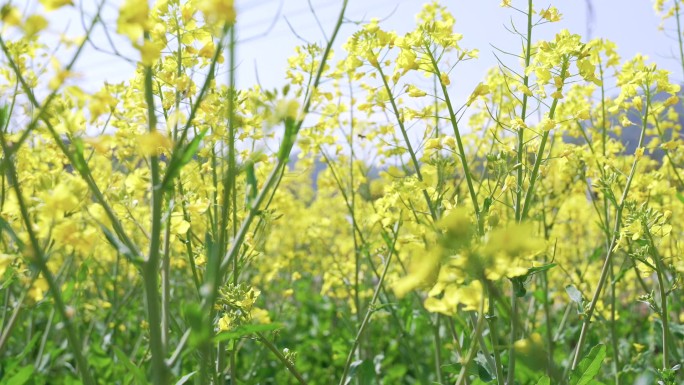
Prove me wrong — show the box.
[18,0,684,105]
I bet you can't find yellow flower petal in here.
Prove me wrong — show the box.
[137,131,173,157]
[39,0,74,11]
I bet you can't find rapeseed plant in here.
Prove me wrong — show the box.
[0,0,683,384]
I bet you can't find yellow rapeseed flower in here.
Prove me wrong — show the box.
[217,314,232,332]
[406,84,427,98]
[22,15,49,37]
[198,0,236,26]
[29,277,49,302]
[39,0,74,11]
[1,5,22,26]
[539,7,562,22]
[137,131,173,157]
[467,82,490,106]
[117,0,149,42]
[440,72,450,86]
[139,40,163,66]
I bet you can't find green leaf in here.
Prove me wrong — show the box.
[244,160,257,208]
[477,362,494,382]
[676,192,684,204]
[213,323,281,343]
[536,375,550,385]
[113,347,148,385]
[441,362,479,377]
[277,118,297,161]
[0,216,25,249]
[512,263,558,298]
[612,263,630,285]
[527,263,557,275]
[202,230,218,293]
[72,138,90,174]
[6,365,34,385]
[175,371,197,385]
[77,262,89,283]
[588,247,604,262]
[482,196,493,213]
[441,364,459,374]
[184,302,210,347]
[569,344,606,385]
[344,360,375,385]
[179,129,208,166]
[0,103,9,128]
[95,222,141,265]
[161,128,208,192]
[16,334,41,363]
[512,276,527,297]
[62,280,76,302]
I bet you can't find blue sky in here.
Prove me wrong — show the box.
[41,0,684,104]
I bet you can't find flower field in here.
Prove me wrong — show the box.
[1,0,684,384]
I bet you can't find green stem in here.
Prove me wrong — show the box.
[338,221,399,385]
[257,332,308,385]
[486,284,505,385]
[142,57,168,384]
[177,181,202,295]
[424,47,480,232]
[434,315,444,384]
[346,77,364,353]
[519,58,568,221]
[217,24,238,379]
[541,270,555,380]
[161,197,172,350]
[455,300,487,385]
[653,118,684,188]
[0,0,106,154]
[674,2,684,82]
[172,26,229,153]
[609,258,620,384]
[321,150,427,379]
[571,97,650,370]
[216,0,348,285]
[0,110,95,385]
[34,308,55,368]
[469,312,497,376]
[516,0,534,223]
[506,290,518,385]
[0,22,141,262]
[654,261,670,370]
[0,271,37,354]
[376,65,437,220]
[644,227,671,370]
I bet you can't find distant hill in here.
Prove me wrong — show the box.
[565,90,682,162]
